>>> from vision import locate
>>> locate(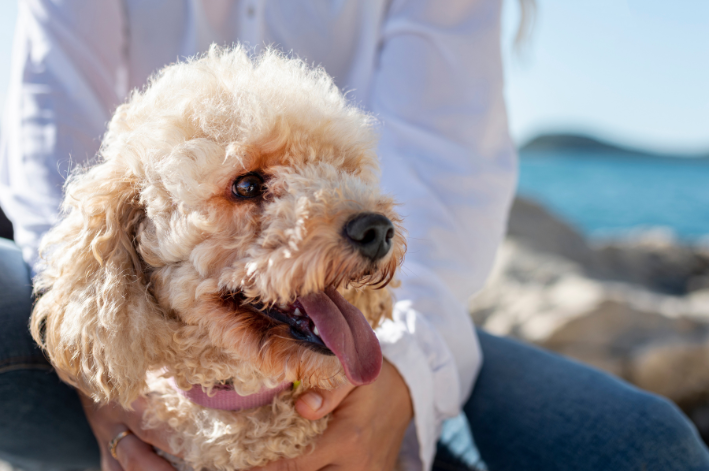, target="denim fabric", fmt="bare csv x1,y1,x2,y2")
2,238,708,471
0,239,99,471
435,330,709,471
